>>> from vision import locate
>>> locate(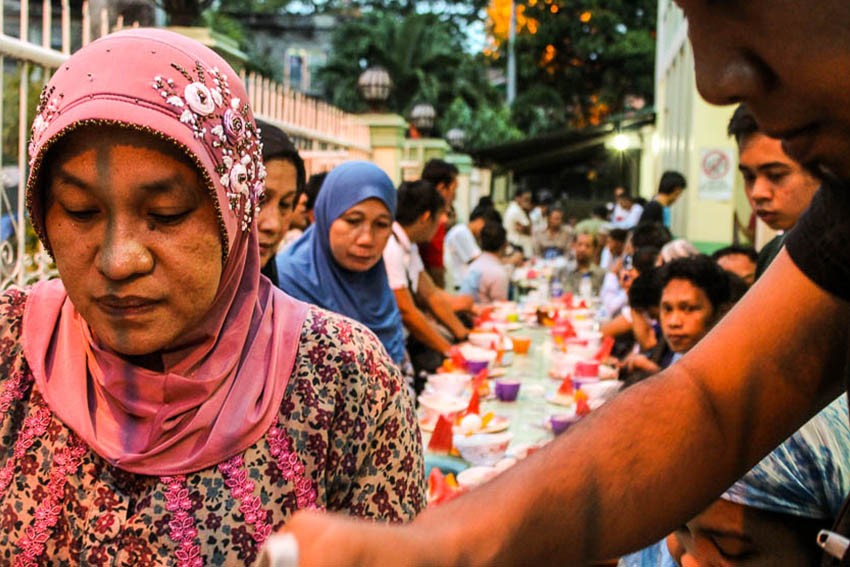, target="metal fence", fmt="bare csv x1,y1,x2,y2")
0,0,374,289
